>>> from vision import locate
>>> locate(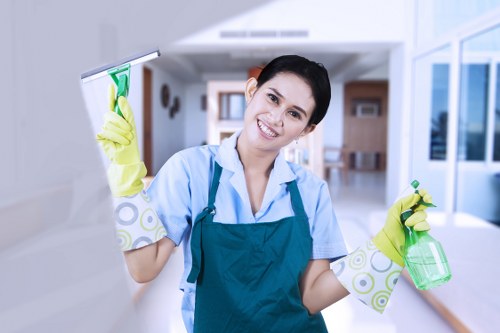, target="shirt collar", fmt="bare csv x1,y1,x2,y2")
216,131,297,184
